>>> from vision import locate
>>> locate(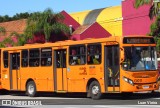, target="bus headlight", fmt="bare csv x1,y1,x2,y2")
128,79,134,85
123,77,128,82
123,76,134,86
